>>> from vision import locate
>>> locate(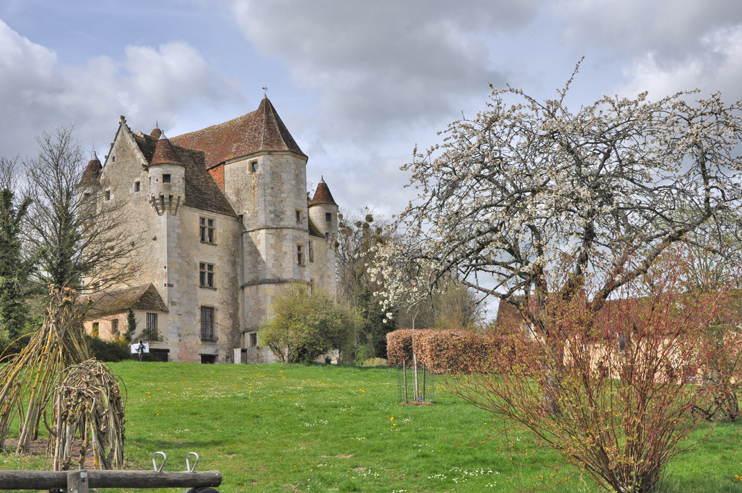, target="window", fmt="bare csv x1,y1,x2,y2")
150,349,169,362
200,306,215,340
201,354,216,364
295,210,302,224
249,161,258,173
111,319,119,335
296,244,304,265
162,174,171,183
308,241,314,262
92,322,99,338
104,190,111,201
326,212,332,223
199,262,215,288
248,332,258,347
146,313,158,340
134,181,141,192
200,218,215,243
